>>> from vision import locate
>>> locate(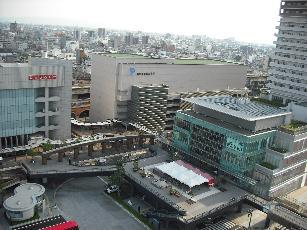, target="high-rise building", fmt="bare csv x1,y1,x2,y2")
73,30,81,41
124,33,133,46
267,0,307,104
0,58,72,149
142,35,149,45
98,28,106,38
59,35,66,50
10,21,18,33
87,30,95,38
